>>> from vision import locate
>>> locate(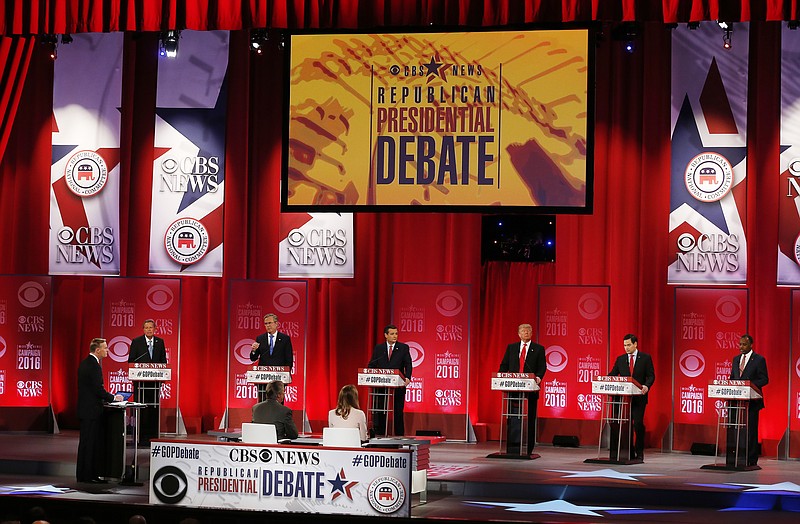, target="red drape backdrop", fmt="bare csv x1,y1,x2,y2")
0,2,790,454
